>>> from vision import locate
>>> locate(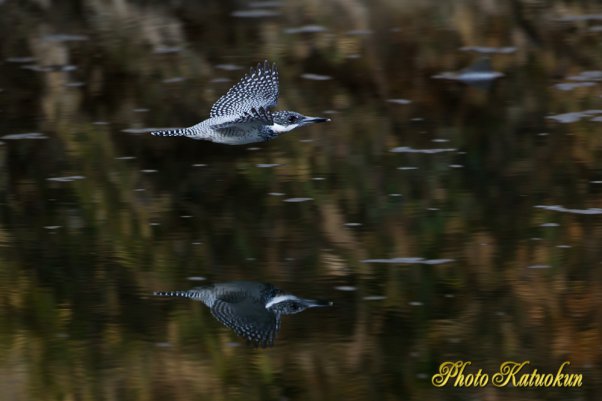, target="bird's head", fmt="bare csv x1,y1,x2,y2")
265,294,333,315
270,111,330,133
